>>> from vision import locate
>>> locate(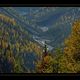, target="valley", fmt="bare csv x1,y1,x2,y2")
0,7,80,73
33,35,54,51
